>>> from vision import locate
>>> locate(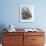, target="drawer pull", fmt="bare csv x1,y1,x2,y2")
9,38,14,40
9,38,12,40
32,39,36,40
